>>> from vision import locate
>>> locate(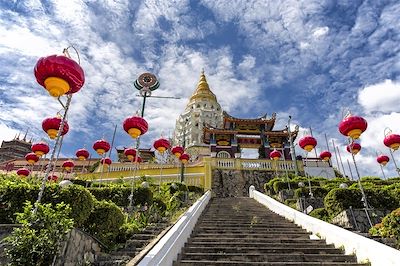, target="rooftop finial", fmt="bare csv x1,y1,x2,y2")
201,68,204,75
